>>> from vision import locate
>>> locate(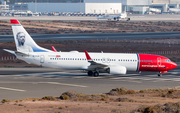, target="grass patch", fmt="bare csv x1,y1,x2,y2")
58,107,63,109
1,99,10,103
108,87,136,95
18,104,24,106
60,91,109,101
60,95,69,100
42,96,57,101
136,102,180,113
